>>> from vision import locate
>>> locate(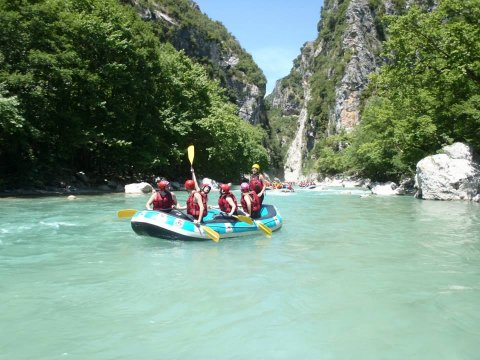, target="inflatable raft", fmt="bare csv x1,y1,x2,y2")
131,205,282,241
